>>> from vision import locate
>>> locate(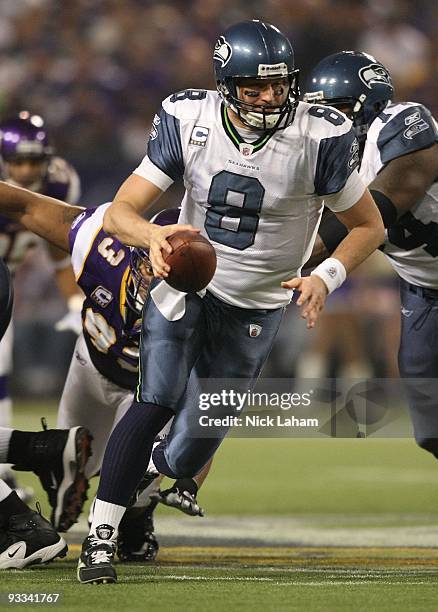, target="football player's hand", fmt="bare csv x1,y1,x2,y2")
148,223,200,279
281,275,328,329
150,486,205,517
